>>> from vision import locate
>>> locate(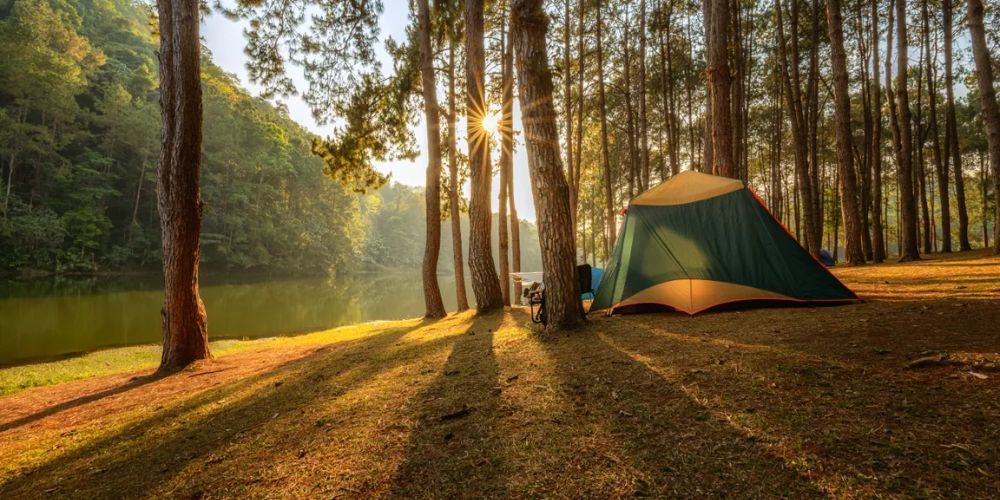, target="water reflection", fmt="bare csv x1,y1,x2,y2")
0,273,471,366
